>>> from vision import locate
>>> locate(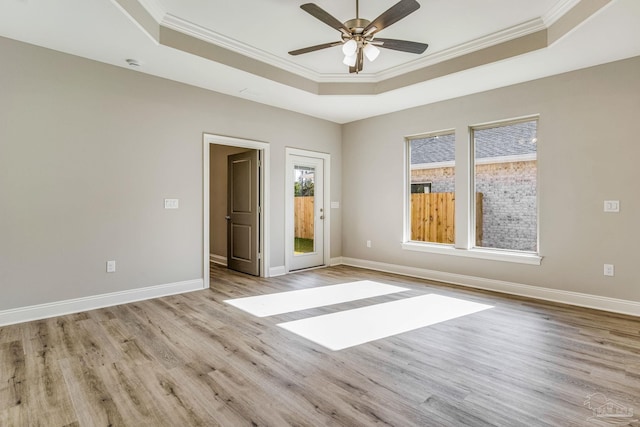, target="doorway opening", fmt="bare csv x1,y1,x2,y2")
203,134,270,288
